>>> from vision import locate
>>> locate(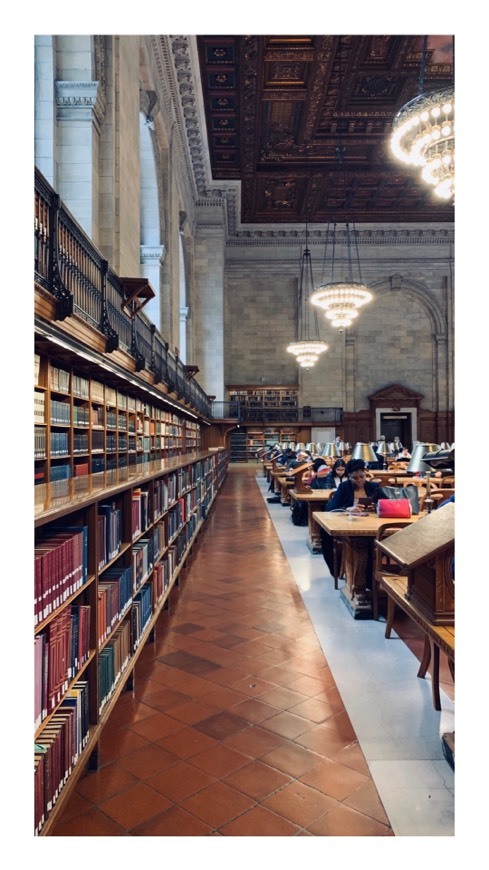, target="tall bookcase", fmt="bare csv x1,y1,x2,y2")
34,348,228,836
229,428,247,462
